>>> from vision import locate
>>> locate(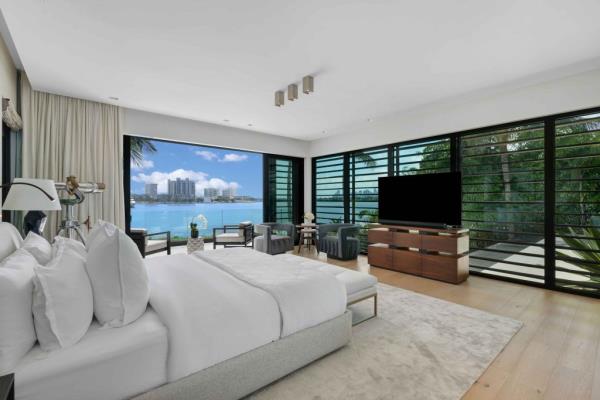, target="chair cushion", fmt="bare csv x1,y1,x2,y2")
216,233,244,243
146,240,167,253
271,235,290,241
